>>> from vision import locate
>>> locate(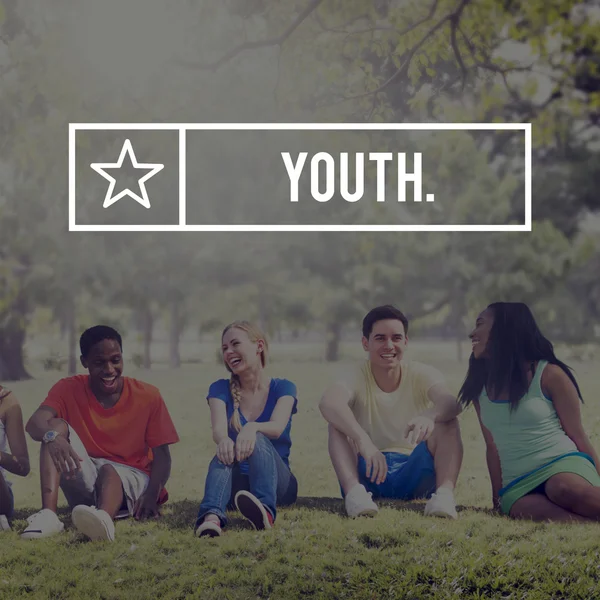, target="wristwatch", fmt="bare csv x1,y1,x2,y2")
42,430,60,443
